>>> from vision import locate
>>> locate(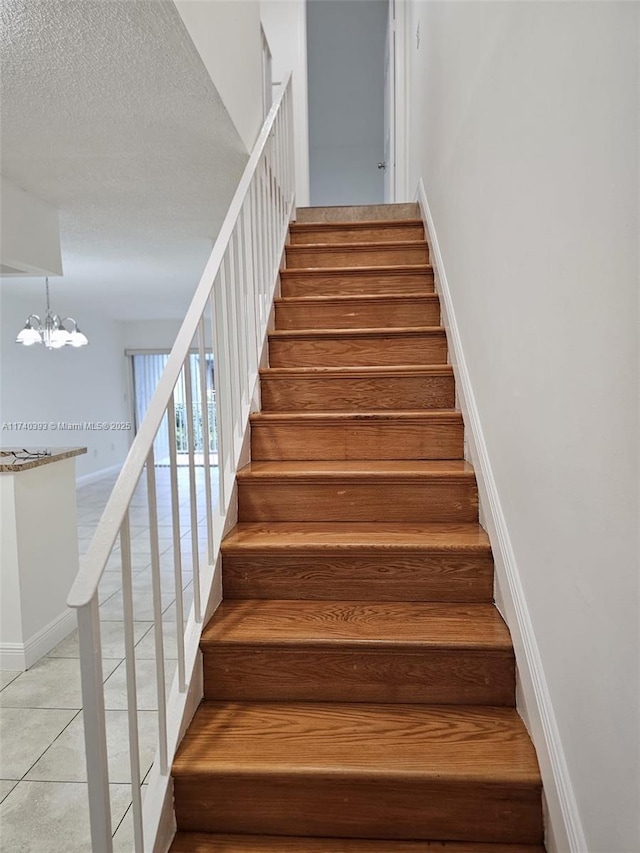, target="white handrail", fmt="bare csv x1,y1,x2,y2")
68,71,292,609
68,72,295,853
